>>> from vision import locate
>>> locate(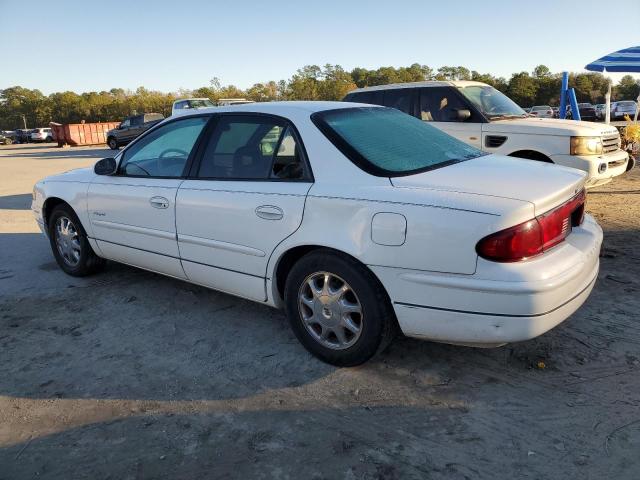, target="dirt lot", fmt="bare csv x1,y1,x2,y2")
0,143,639,479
